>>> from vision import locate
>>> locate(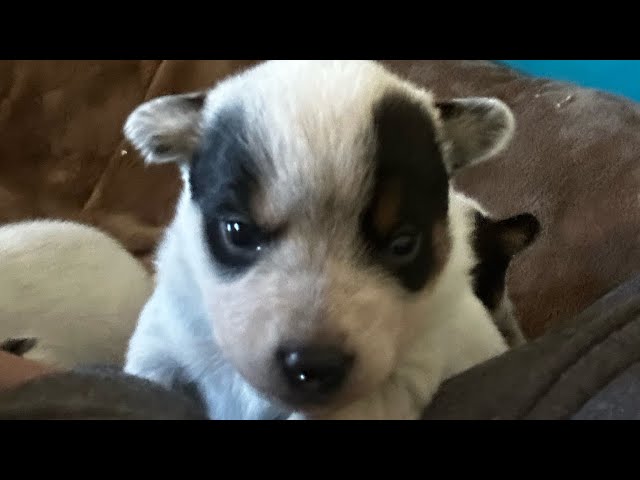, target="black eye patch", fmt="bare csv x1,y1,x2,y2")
189,106,271,277
361,93,450,292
